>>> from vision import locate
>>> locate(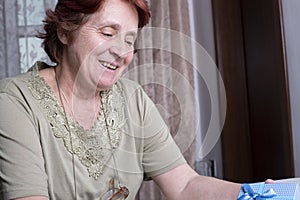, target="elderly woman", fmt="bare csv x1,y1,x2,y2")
0,0,241,199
